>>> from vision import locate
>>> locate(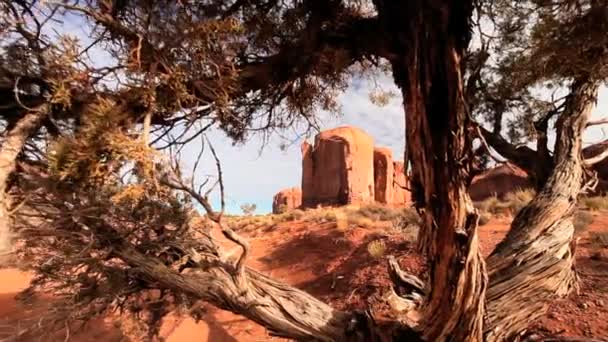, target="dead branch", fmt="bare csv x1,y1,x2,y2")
474,125,507,164
387,255,427,296
584,145,608,166
585,117,608,127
